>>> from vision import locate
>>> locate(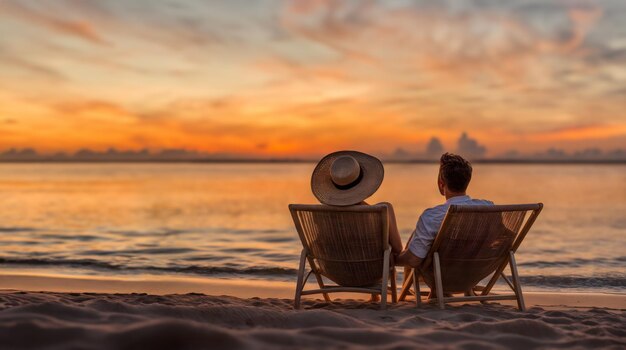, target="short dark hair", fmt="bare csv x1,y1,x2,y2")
439,153,472,192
